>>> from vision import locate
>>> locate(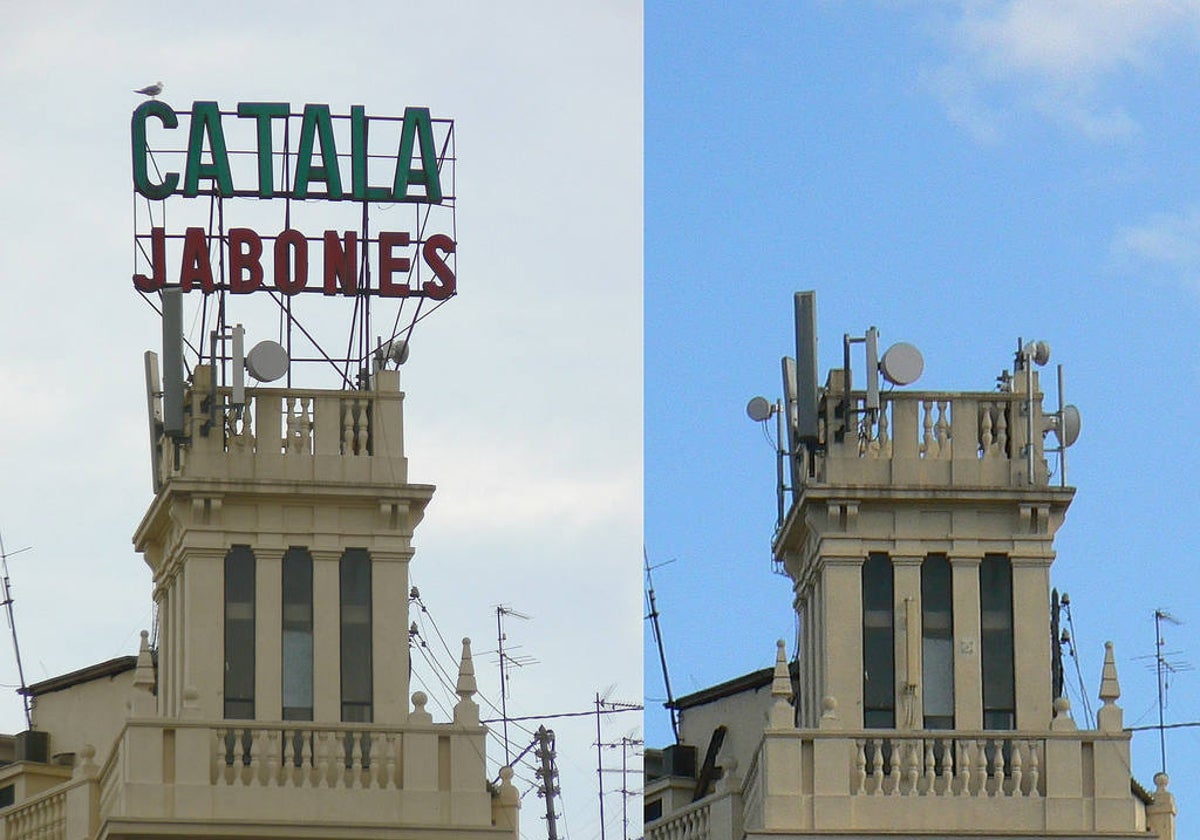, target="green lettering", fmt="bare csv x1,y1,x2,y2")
393,107,443,203
183,102,234,197
237,102,289,198
131,101,179,200
294,104,343,199
350,106,390,202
